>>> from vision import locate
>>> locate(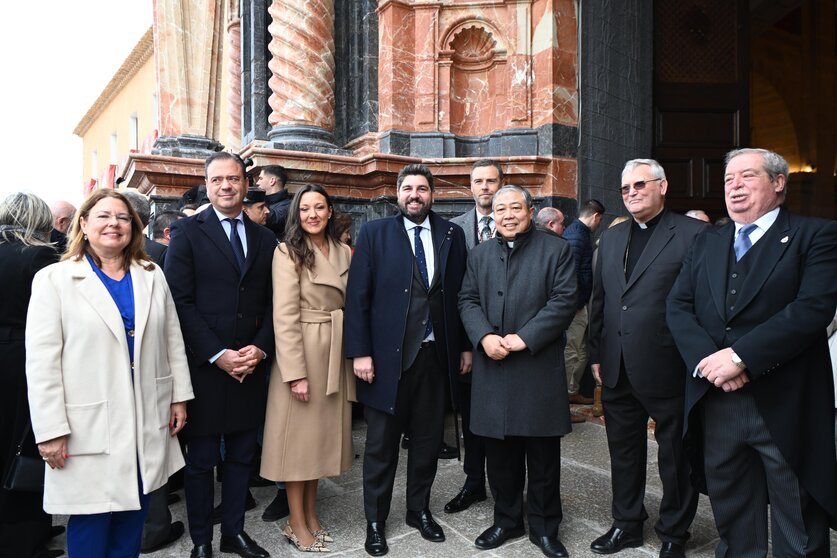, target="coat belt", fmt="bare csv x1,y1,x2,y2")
299,307,345,396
